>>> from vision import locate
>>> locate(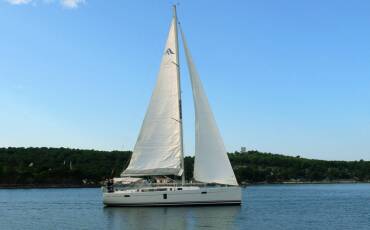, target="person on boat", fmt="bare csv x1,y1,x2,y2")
107,178,114,193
